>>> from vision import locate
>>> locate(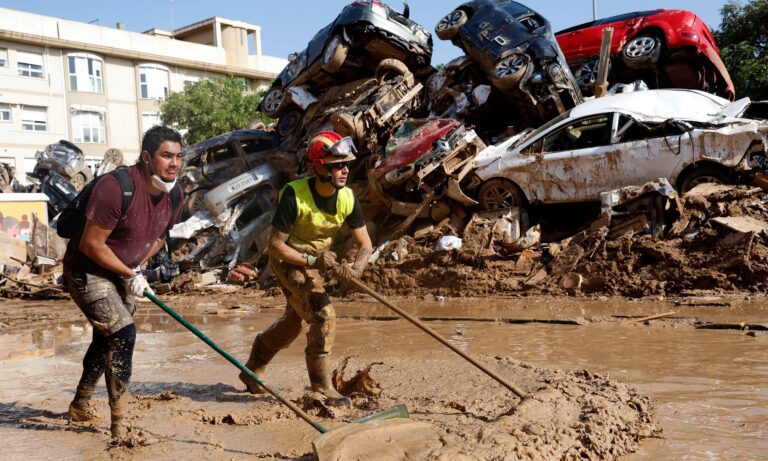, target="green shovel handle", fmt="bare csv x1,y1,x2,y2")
143,290,328,433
